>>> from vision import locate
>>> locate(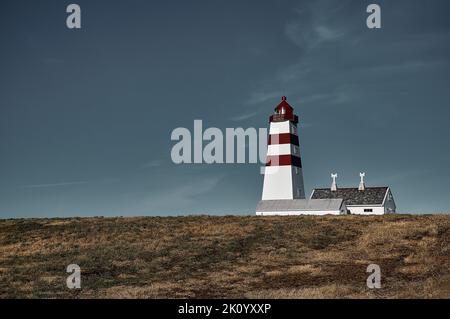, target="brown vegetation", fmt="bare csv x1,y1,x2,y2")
0,214,449,298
